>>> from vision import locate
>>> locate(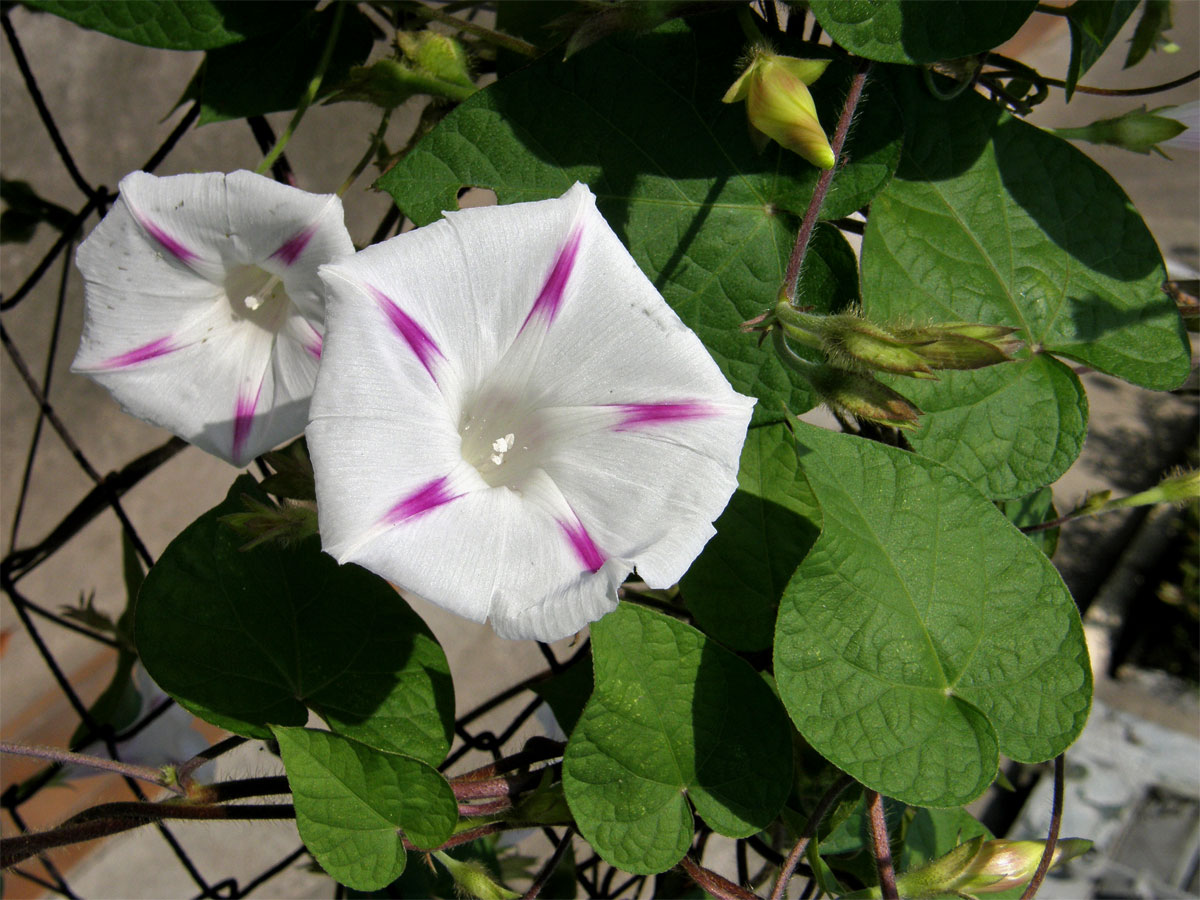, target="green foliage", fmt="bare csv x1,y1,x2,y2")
809,0,1037,64
1000,487,1061,557
564,603,793,873
273,727,457,891
379,13,902,425
774,422,1091,806
681,422,821,650
24,0,307,50
1125,0,1175,68
189,4,375,124
1064,0,1140,99
137,476,454,765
